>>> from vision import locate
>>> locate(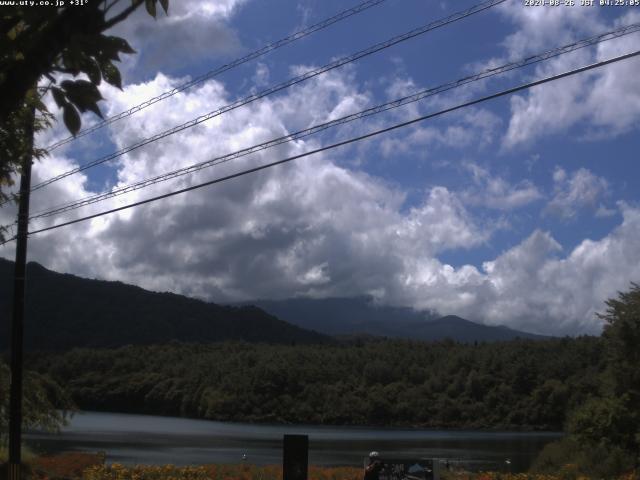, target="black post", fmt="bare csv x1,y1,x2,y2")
283,434,308,480
8,109,34,480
